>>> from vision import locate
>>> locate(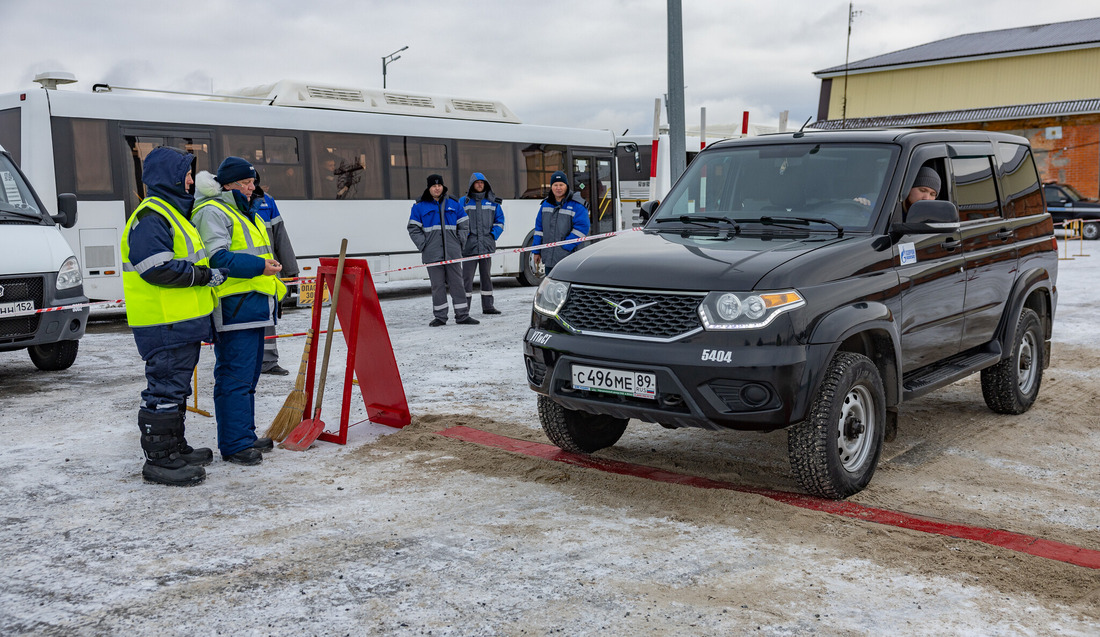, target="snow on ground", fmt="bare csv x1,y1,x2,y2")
0,255,1098,635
